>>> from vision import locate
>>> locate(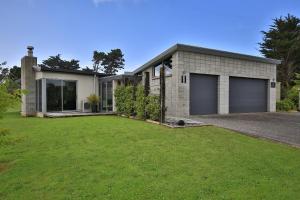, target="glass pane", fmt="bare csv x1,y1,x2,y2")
101,81,113,112
38,79,42,112
106,82,113,111
101,82,106,110
63,81,76,110
46,80,62,112
153,63,172,77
